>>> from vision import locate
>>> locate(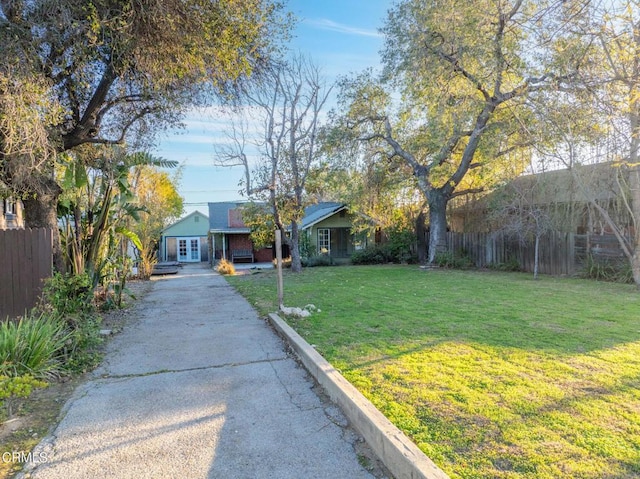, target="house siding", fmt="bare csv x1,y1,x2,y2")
308,211,359,258
449,164,633,236
254,247,273,262
212,233,272,263
161,211,210,262
165,236,209,262
314,210,353,229
229,234,253,252
163,212,209,237
0,198,25,230
166,237,177,261
208,202,274,263
208,201,369,263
